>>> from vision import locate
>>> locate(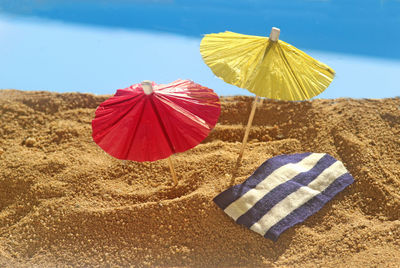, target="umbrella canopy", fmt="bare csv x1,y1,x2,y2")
92,79,220,162
200,30,335,100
